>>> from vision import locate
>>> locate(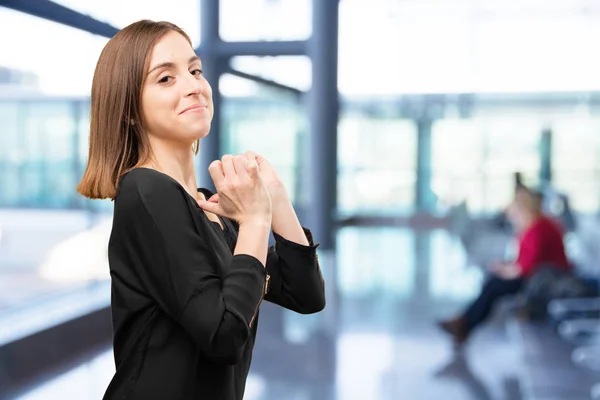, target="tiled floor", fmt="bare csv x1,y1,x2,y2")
7,227,538,399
